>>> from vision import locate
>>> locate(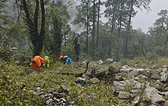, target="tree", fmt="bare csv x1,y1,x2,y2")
19,0,45,56
43,0,70,59
96,0,101,48
92,0,96,57
74,36,80,61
